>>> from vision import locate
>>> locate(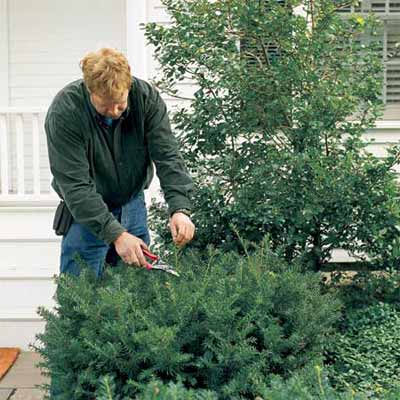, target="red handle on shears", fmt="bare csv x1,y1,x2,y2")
142,247,159,270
